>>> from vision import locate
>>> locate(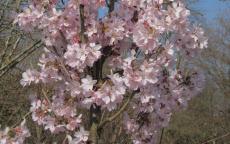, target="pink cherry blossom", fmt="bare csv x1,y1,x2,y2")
0,120,30,144
20,69,40,86
12,0,208,143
